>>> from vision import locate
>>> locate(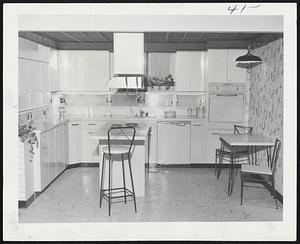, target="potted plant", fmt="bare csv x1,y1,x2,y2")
18,119,39,162
144,77,153,92
165,74,175,91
